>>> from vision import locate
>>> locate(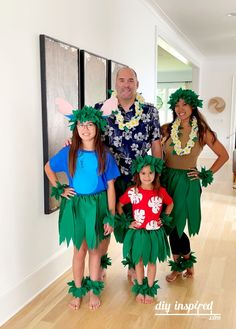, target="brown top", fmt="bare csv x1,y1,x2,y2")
163,126,203,169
